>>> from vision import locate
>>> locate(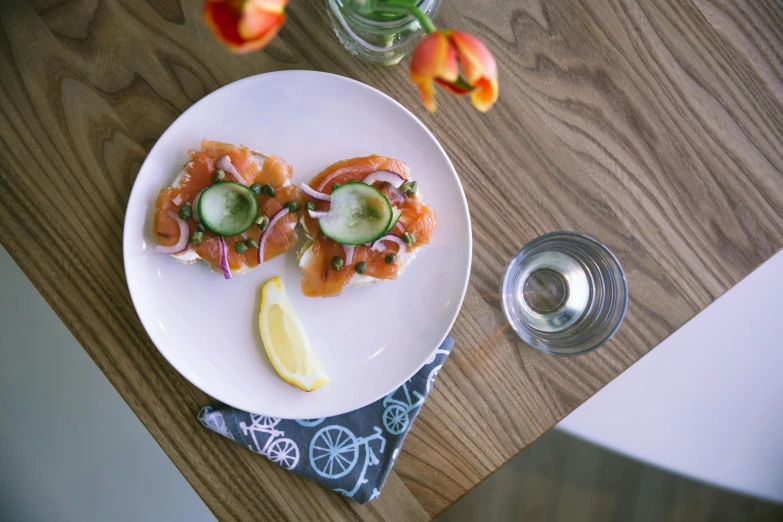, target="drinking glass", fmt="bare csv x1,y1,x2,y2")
501,232,628,356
